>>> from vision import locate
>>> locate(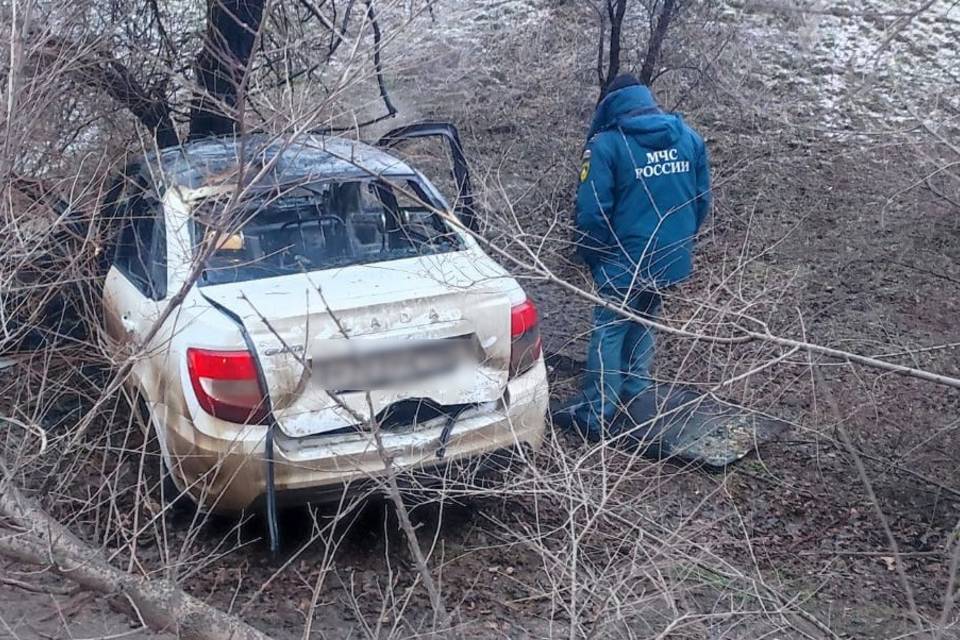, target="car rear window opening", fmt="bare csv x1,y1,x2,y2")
193,178,463,285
